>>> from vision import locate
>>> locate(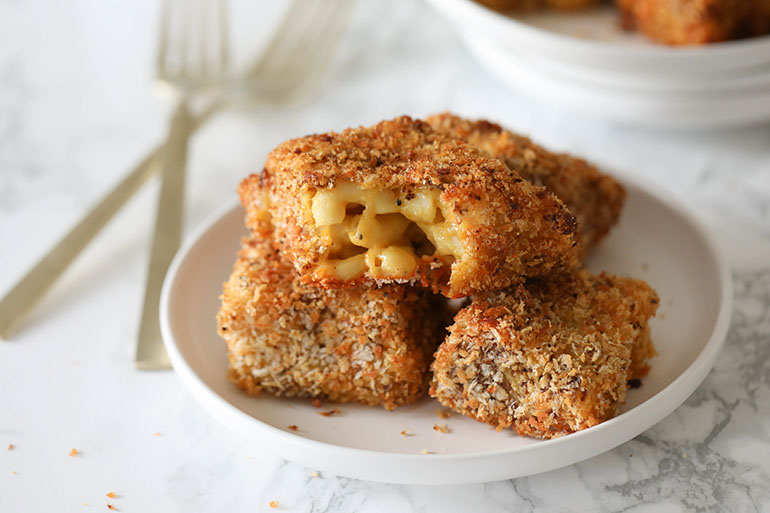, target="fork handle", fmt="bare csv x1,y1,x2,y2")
0,148,162,339
135,99,193,369
0,101,222,340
